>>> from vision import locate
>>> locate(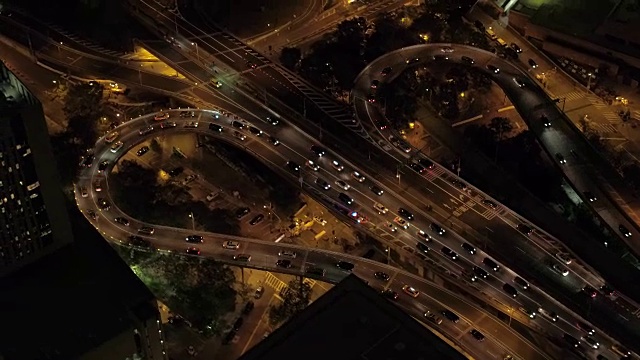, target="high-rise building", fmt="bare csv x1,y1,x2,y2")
0,60,74,276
